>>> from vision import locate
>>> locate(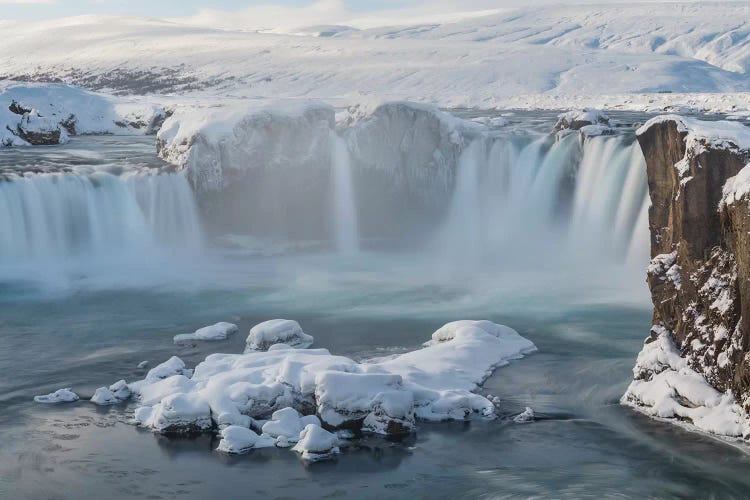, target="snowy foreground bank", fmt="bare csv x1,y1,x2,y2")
37,320,536,462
